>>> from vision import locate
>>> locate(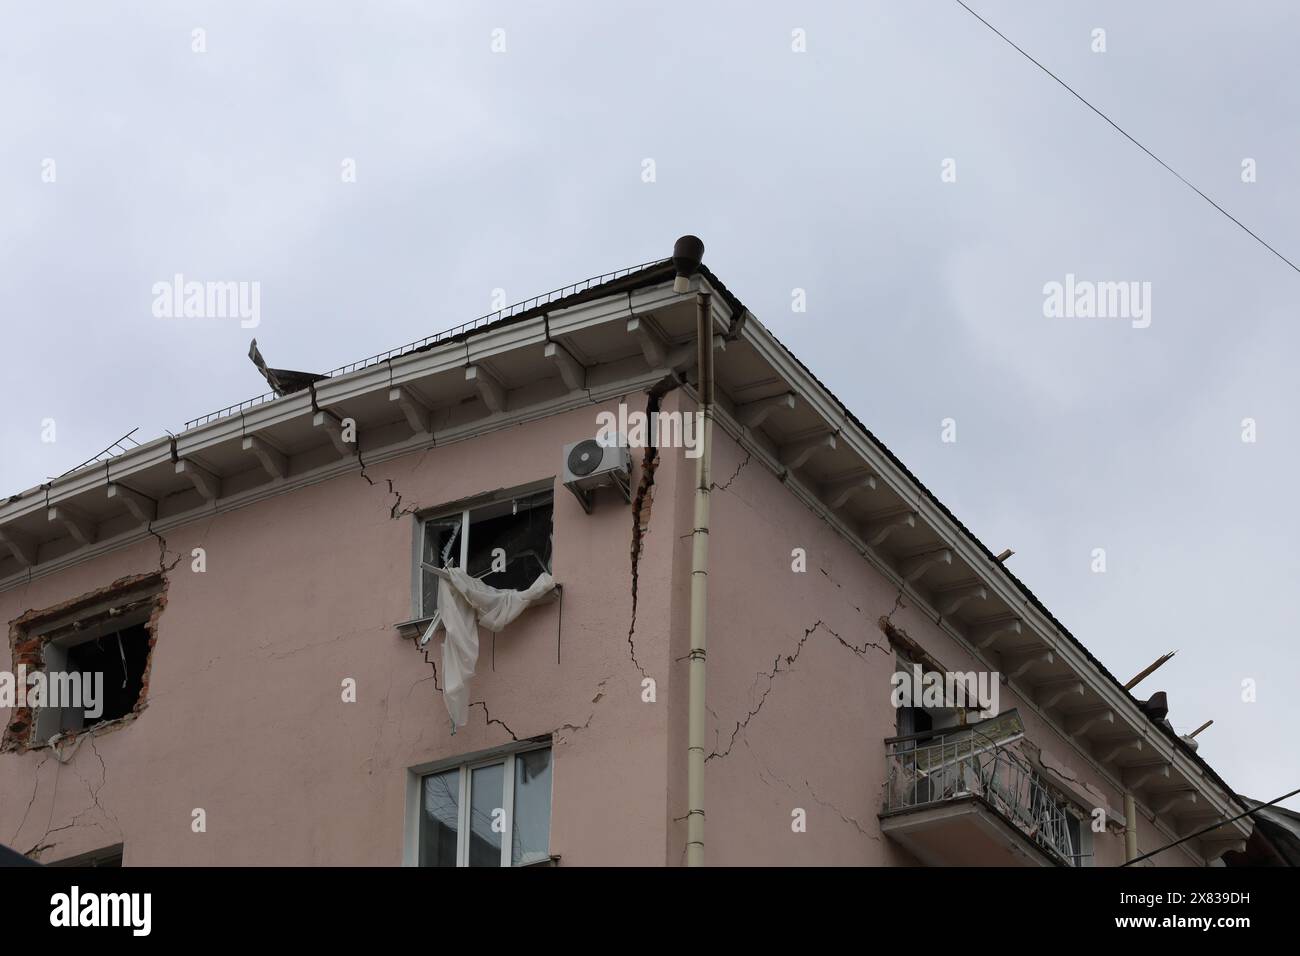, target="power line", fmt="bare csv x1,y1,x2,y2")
953,0,1300,276
1121,786,1300,866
